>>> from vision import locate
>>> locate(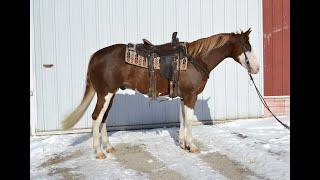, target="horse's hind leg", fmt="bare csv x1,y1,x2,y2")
92,93,114,159
101,122,114,153
101,95,115,153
